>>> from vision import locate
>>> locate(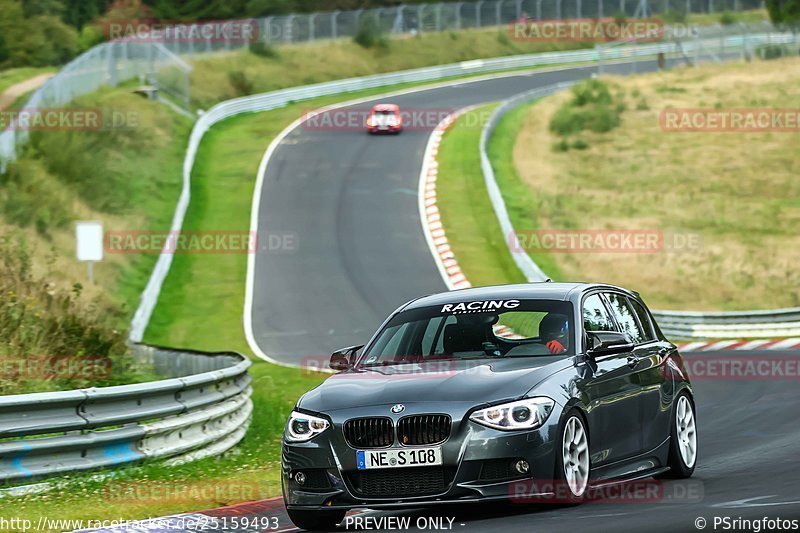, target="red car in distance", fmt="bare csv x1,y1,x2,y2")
366,103,403,134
